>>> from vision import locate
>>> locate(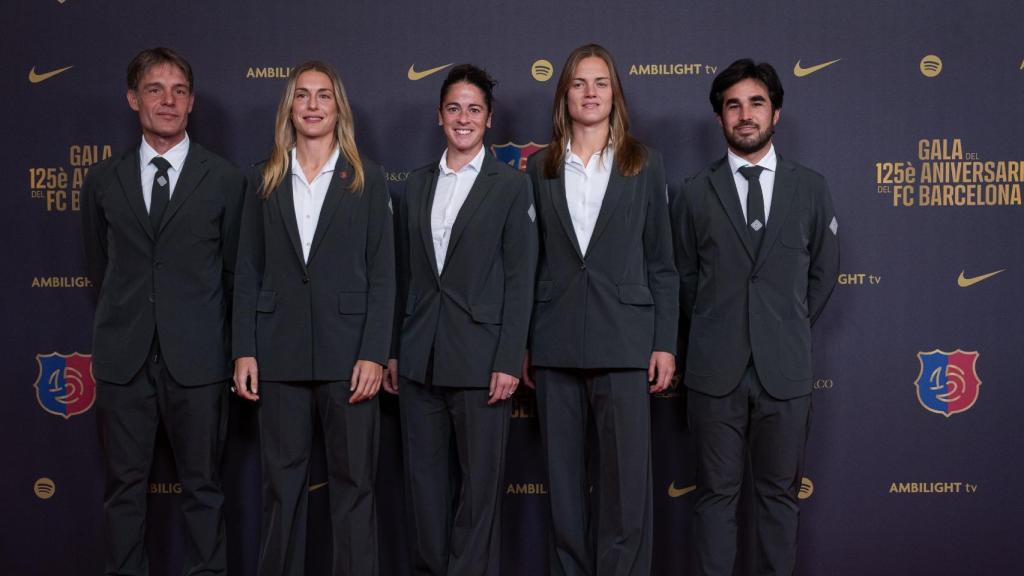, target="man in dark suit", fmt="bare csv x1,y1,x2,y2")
672,59,840,575
81,47,245,576
384,64,537,575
